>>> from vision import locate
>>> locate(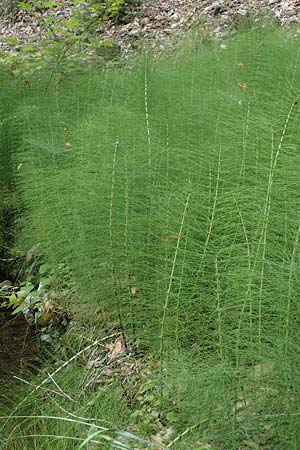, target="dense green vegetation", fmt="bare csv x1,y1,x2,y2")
0,76,17,277
1,24,300,449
